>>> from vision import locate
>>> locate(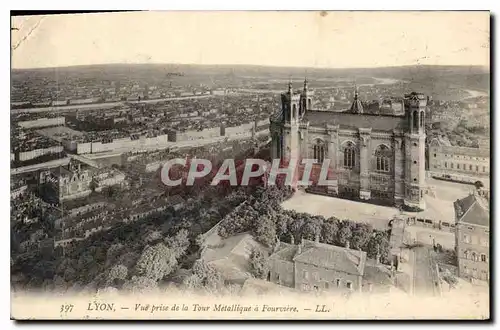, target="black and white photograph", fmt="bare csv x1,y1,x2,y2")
9,10,490,320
